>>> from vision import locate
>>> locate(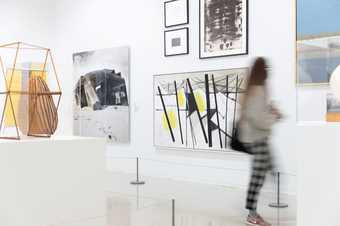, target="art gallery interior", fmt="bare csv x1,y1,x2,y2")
0,0,339,226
